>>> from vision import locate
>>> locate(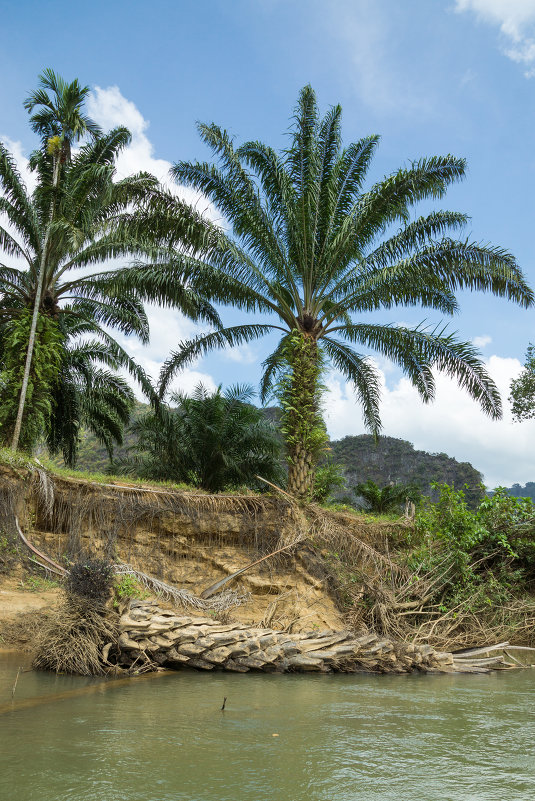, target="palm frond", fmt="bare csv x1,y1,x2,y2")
159,324,284,398
322,337,382,434
340,321,502,417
